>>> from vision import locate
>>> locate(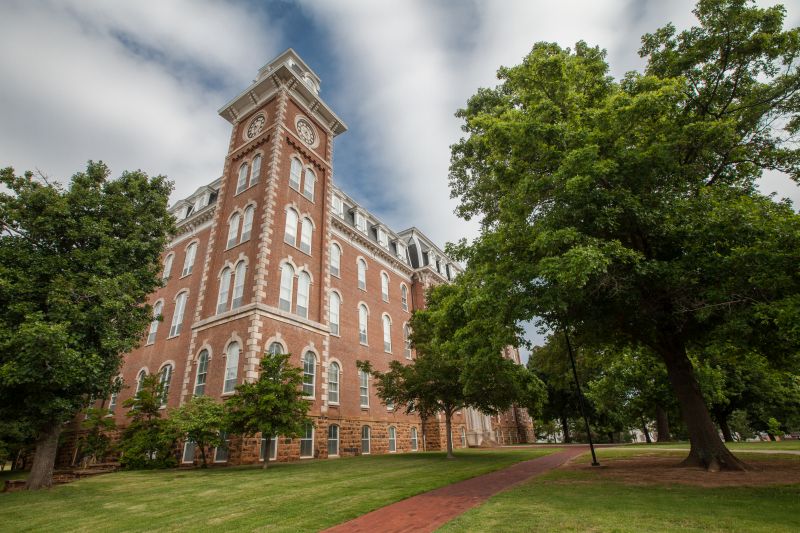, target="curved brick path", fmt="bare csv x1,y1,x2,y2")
322,447,586,533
